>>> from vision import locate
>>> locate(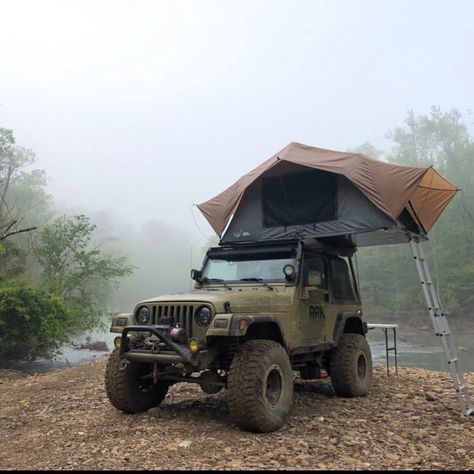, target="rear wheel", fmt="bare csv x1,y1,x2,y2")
329,333,372,397
105,350,169,413
226,339,294,433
